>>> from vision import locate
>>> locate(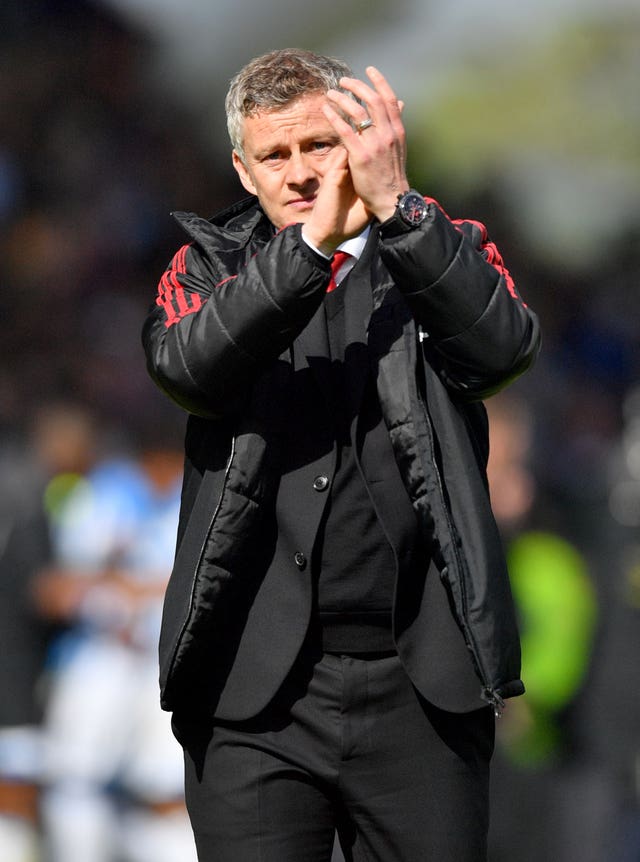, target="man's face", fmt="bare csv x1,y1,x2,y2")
232,92,344,230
